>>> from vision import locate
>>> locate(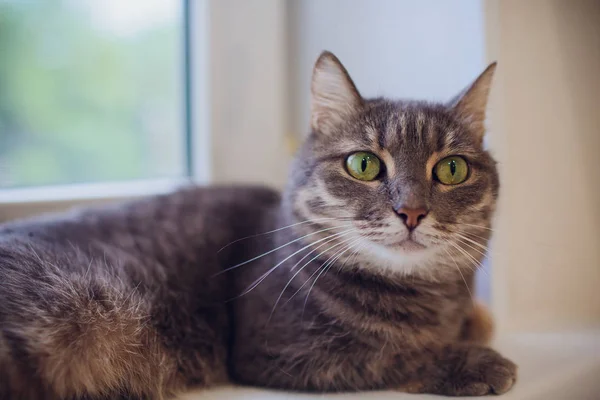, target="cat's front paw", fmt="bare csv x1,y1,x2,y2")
432,345,517,396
